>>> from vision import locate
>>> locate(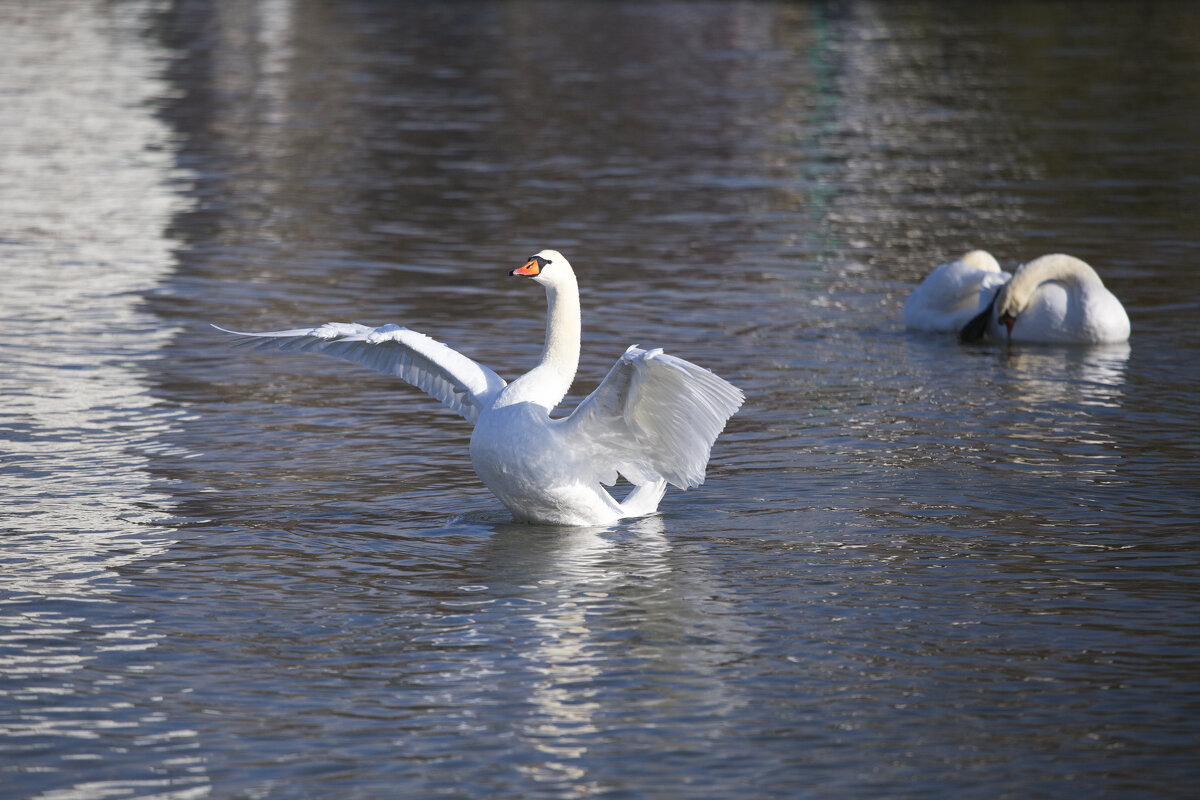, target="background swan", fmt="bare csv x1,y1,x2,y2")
216,249,744,526
903,250,1012,334
906,251,1130,344
958,253,1130,344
